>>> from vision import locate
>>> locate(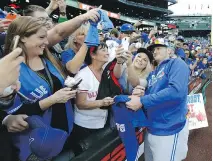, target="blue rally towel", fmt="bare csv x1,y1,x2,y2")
84,21,100,47
26,116,68,160
85,10,114,47
112,95,150,161
84,10,102,47
100,10,114,31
